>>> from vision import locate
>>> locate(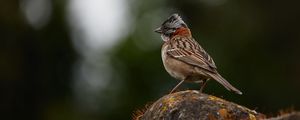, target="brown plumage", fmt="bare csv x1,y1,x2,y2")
155,14,242,95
